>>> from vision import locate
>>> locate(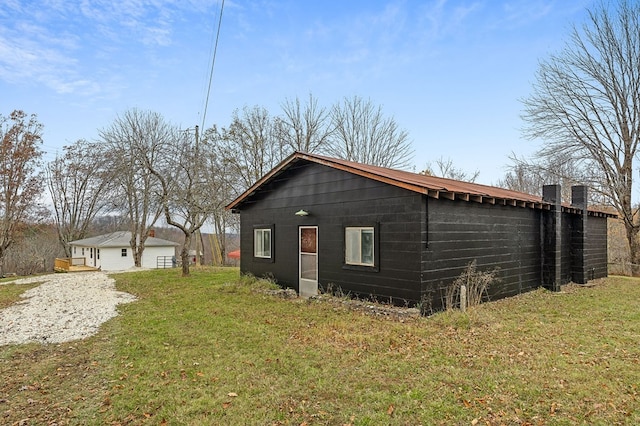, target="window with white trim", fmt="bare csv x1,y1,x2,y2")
345,227,375,266
254,228,272,258
121,248,127,257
